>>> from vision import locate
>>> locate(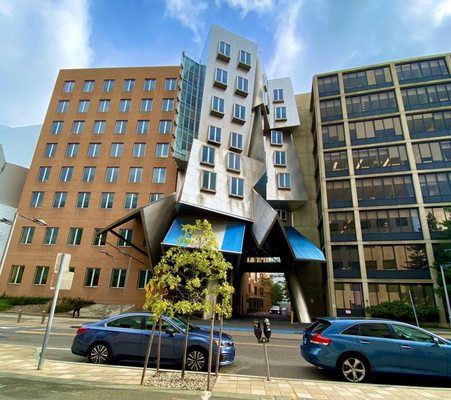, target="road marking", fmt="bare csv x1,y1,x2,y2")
16,330,74,337
235,342,298,349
